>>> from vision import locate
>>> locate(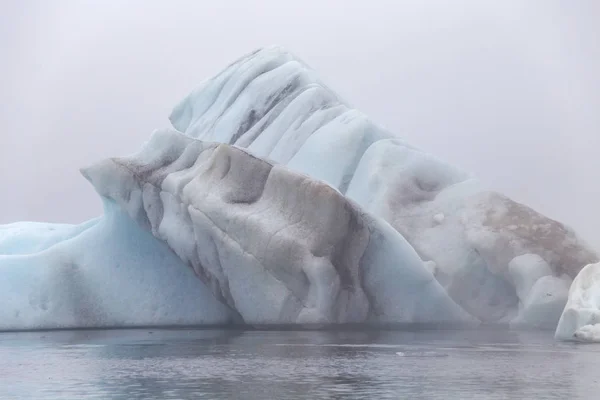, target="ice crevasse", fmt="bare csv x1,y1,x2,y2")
0,46,597,337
